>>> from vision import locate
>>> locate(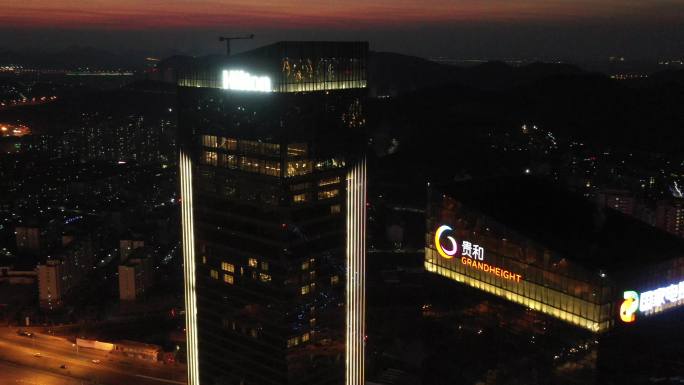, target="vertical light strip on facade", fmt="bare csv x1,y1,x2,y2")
180,150,200,385
346,157,366,385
